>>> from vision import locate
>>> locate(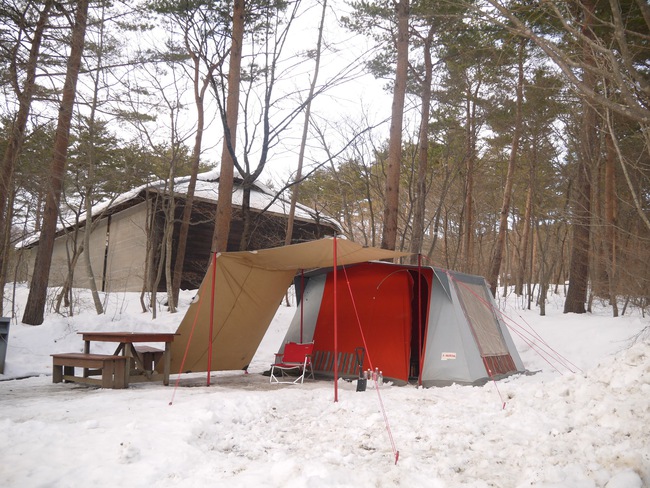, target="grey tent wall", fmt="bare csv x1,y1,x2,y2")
421,269,525,386
447,268,525,372
279,273,327,349
420,270,488,387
